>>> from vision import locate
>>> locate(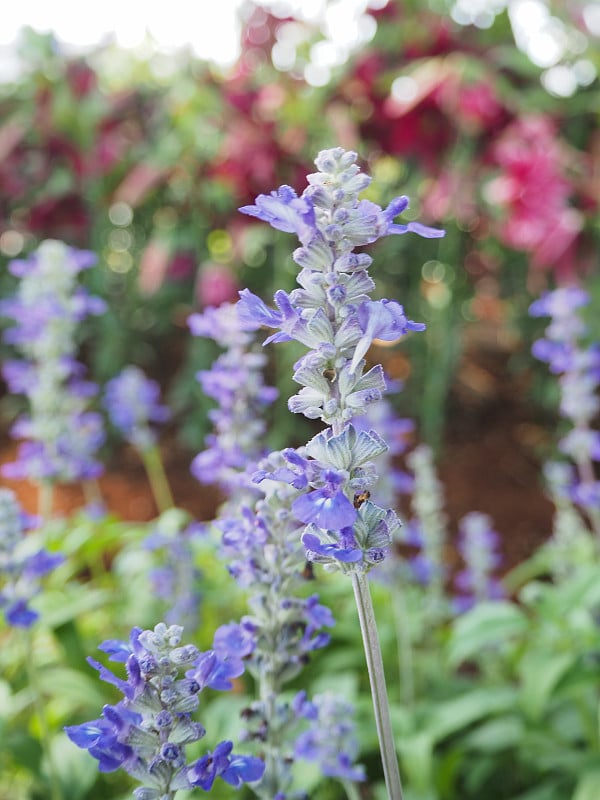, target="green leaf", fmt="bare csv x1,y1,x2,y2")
51,734,99,800
35,587,111,628
461,715,524,752
36,667,107,711
511,780,570,800
397,731,434,793
519,651,576,721
447,602,528,666
573,768,600,800
425,687,517,743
